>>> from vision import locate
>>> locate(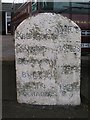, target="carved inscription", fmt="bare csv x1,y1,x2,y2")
16,25,80,40
17,81,57,97
16,44,80,56
15,13,81,105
